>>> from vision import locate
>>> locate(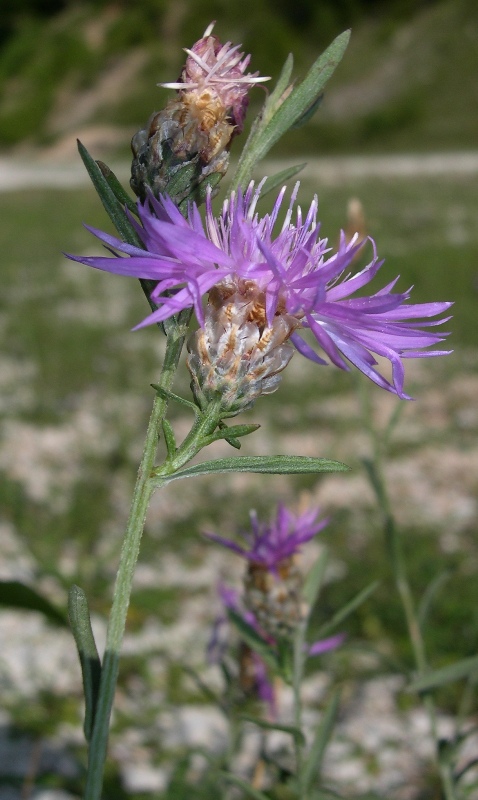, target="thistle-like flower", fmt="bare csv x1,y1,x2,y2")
206,505,329,638
130,23,268,202
70,181,452,399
